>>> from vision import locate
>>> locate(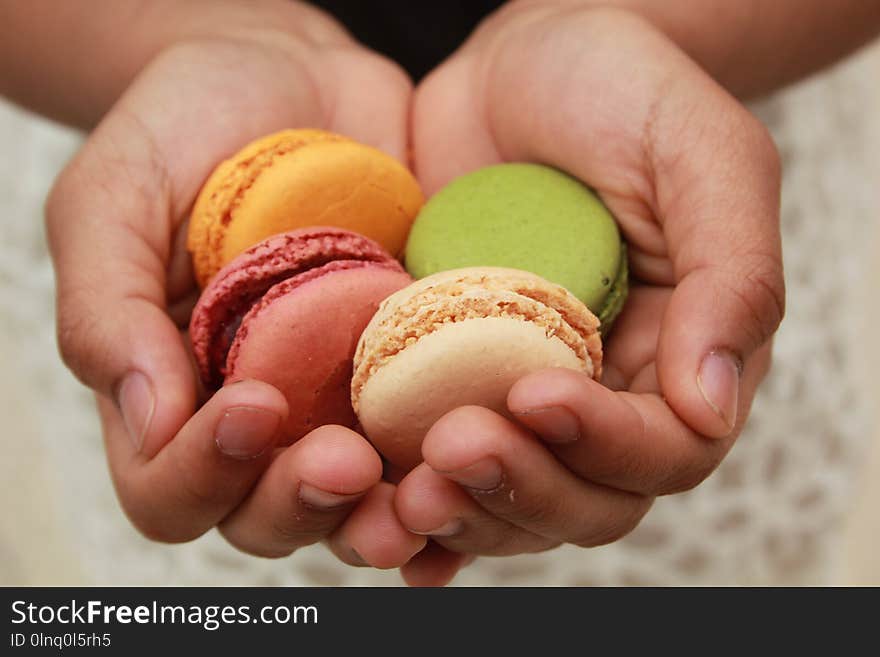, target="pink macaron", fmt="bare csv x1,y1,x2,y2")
190,227,412,443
